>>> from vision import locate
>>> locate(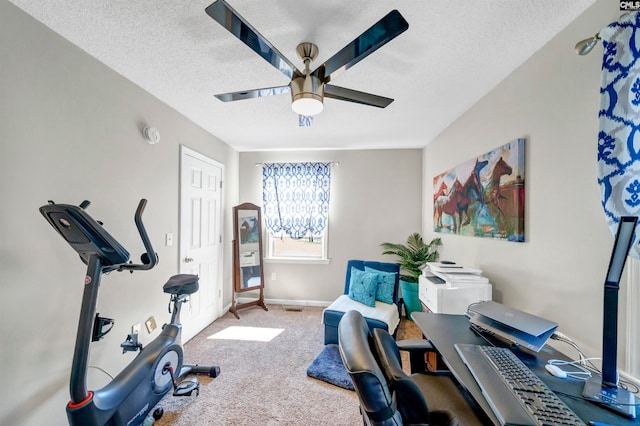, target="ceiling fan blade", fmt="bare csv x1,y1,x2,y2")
215,85,291,102
205,0,298,79
324,85,393,108
313,10,409,82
